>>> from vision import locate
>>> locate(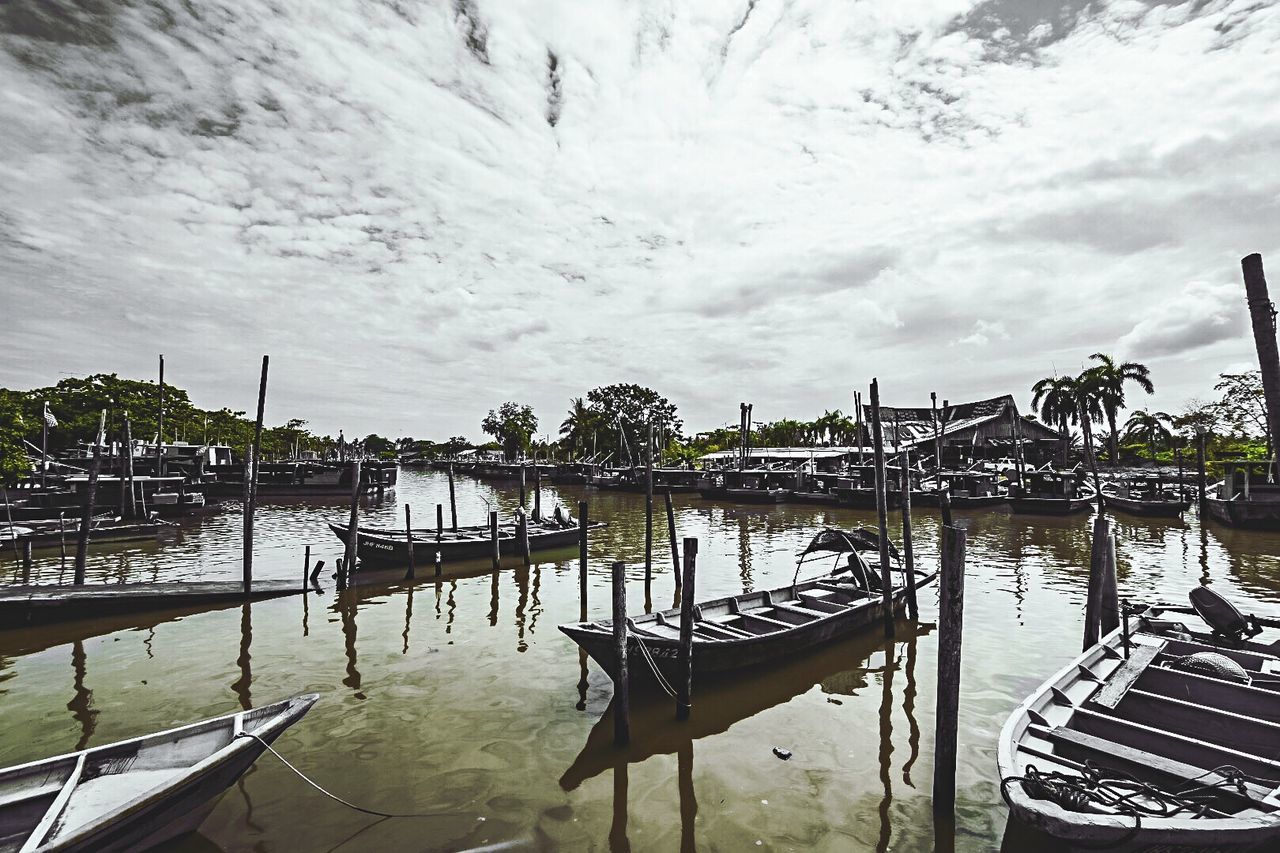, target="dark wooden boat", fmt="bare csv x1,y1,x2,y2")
329,513,604,566
1008,469,1095,515
999,588,1280,852
1103,475,1190,518
915,470,1008,509
723,487,791,504
1203,462,1280,530
559,528,934,688
790,490,840,505
1,518,176,549
0,694,317,852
